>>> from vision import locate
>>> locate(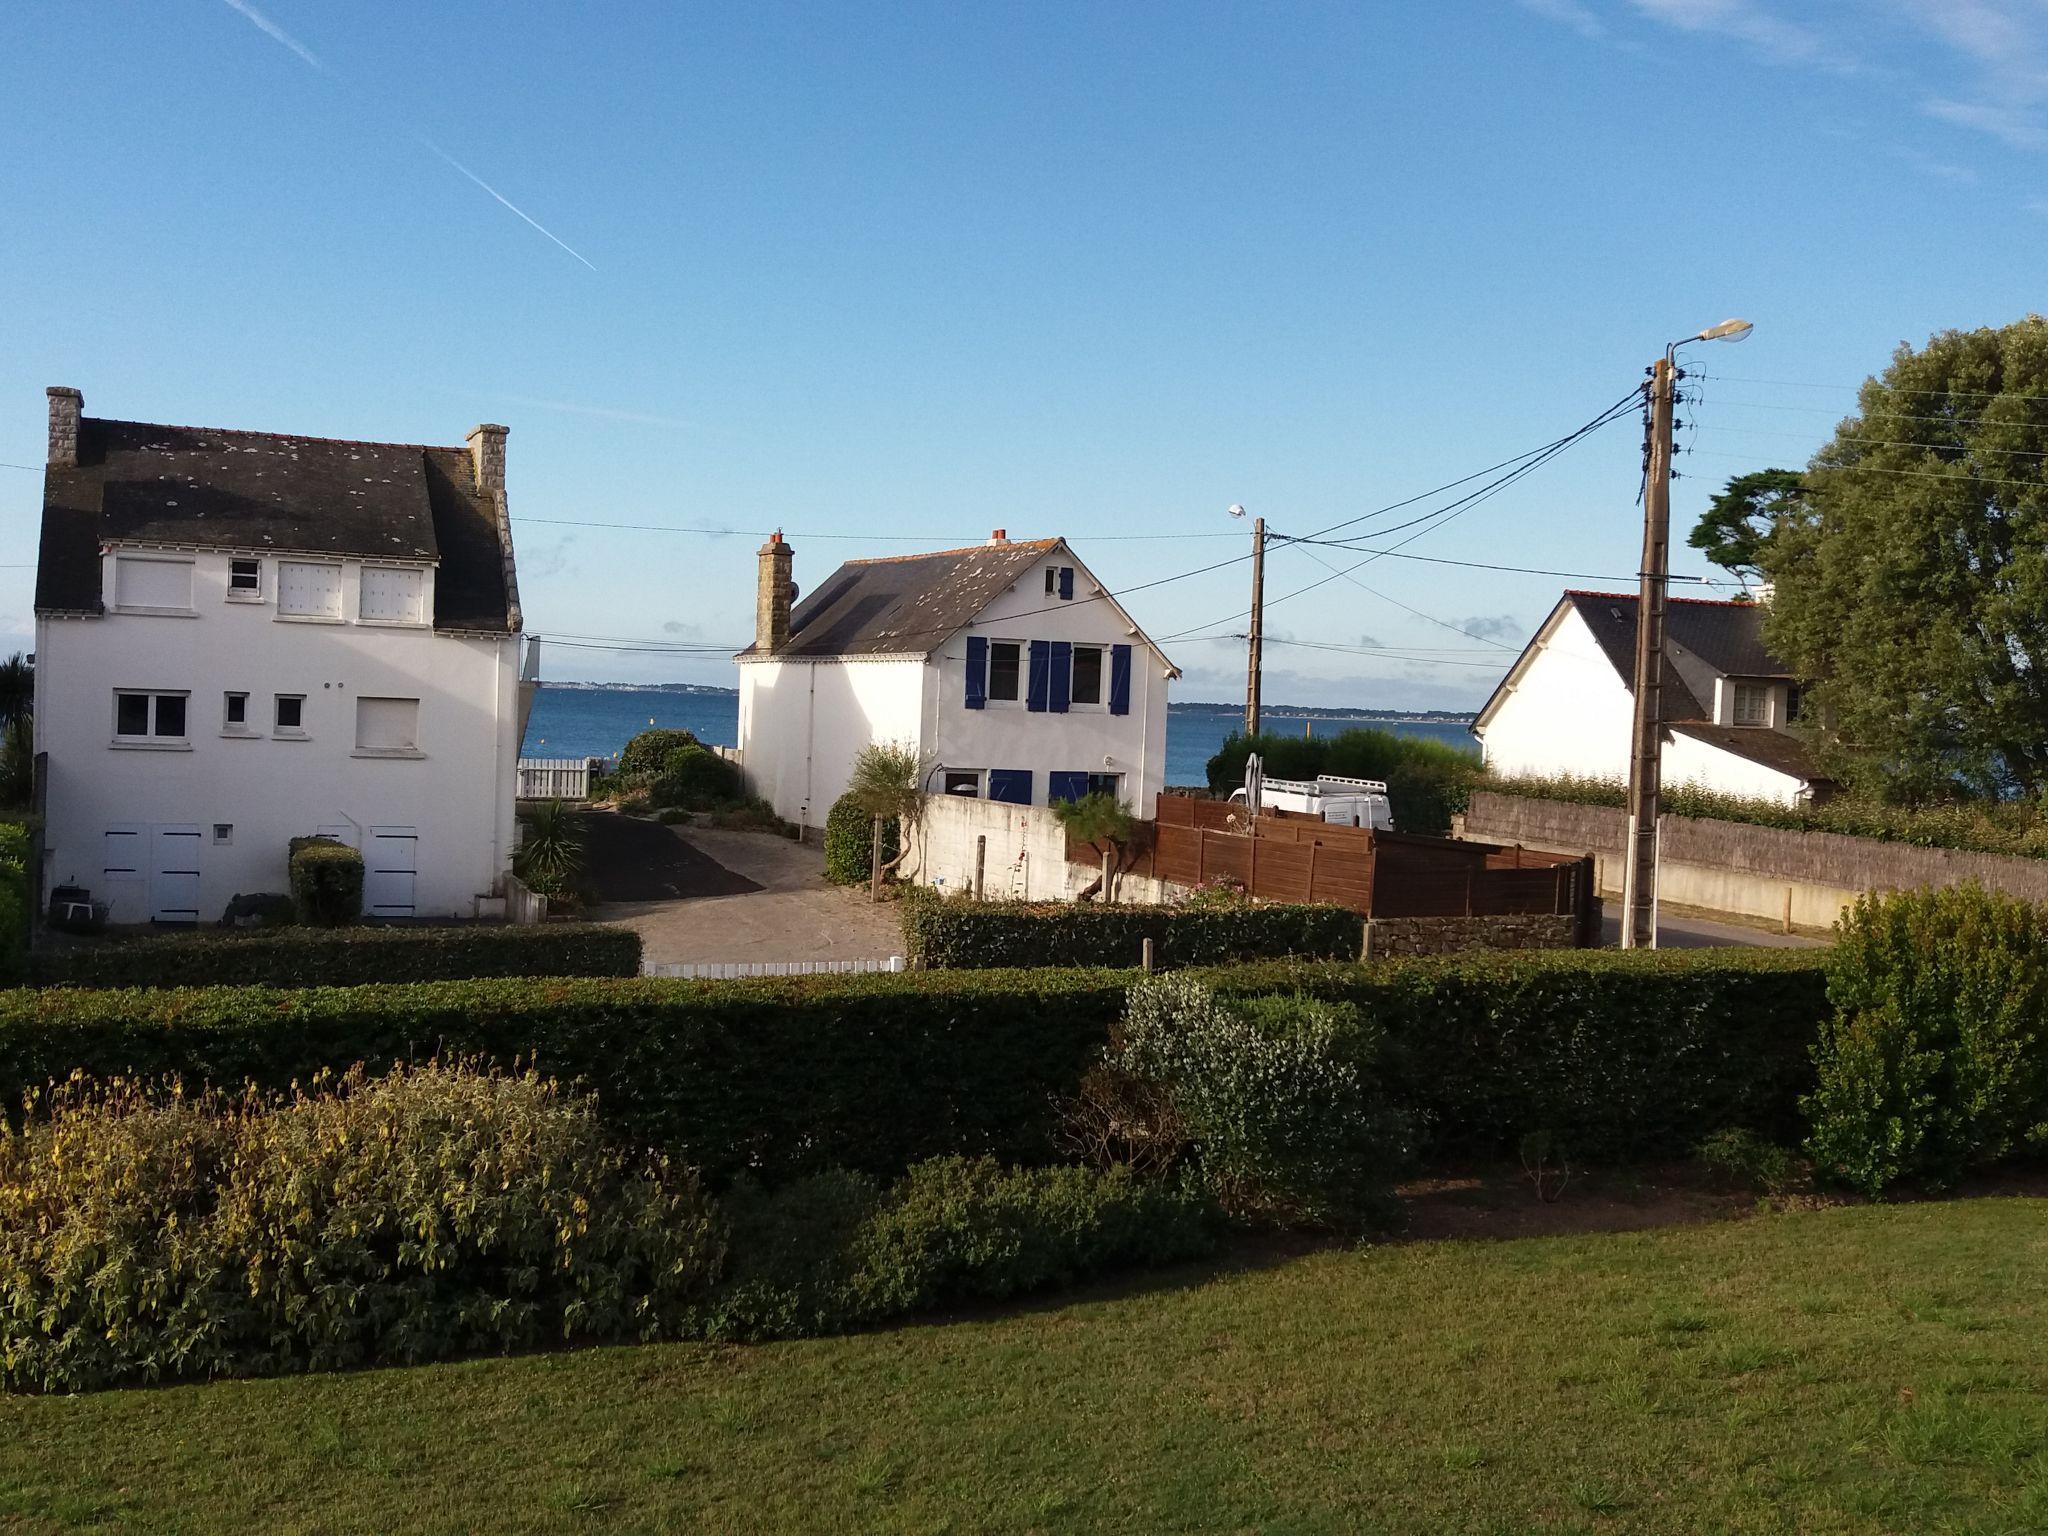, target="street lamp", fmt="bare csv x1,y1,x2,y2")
1620,318,1757,951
